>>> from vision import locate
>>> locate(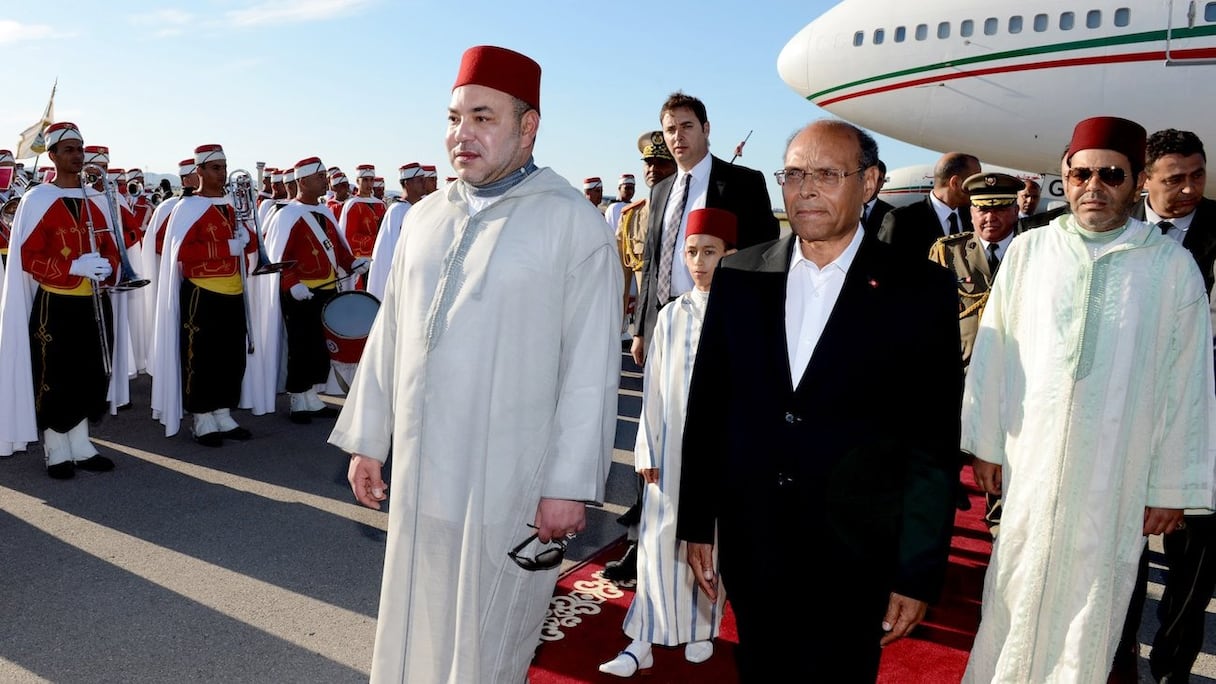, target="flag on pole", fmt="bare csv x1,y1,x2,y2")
729,130,753,164
16,79,57,159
